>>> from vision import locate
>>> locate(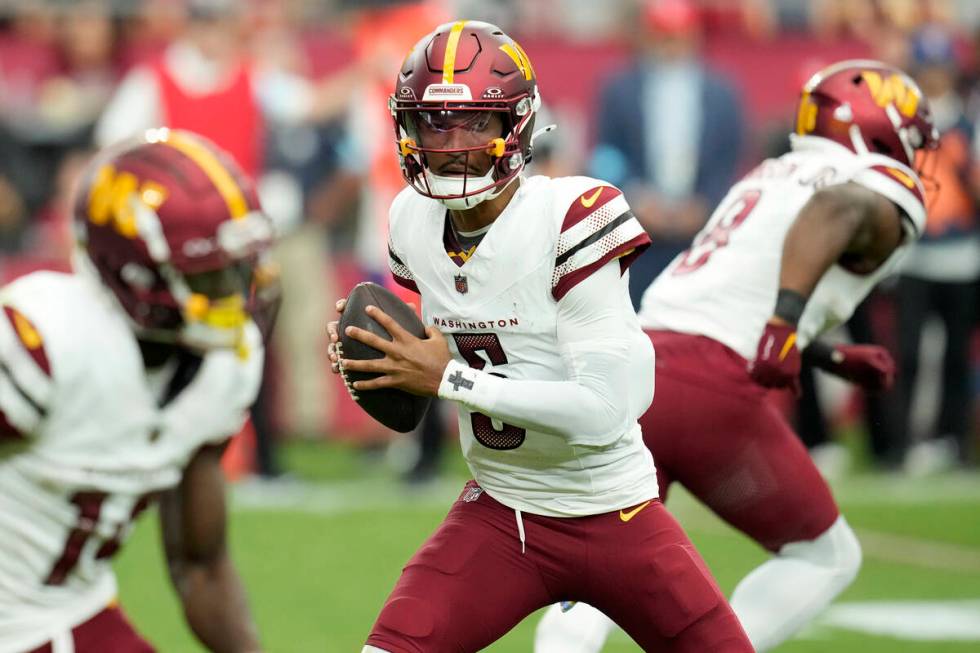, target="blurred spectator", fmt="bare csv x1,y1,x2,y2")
897,25,980,472
590,0,746,306
333,1,450,452
93,0,368,474
95,0,361,170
